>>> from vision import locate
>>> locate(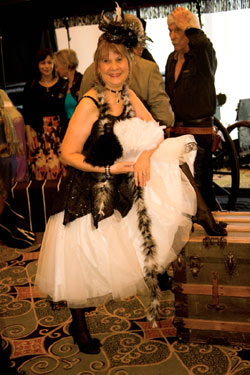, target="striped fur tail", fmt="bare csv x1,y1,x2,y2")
131,177,161,325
